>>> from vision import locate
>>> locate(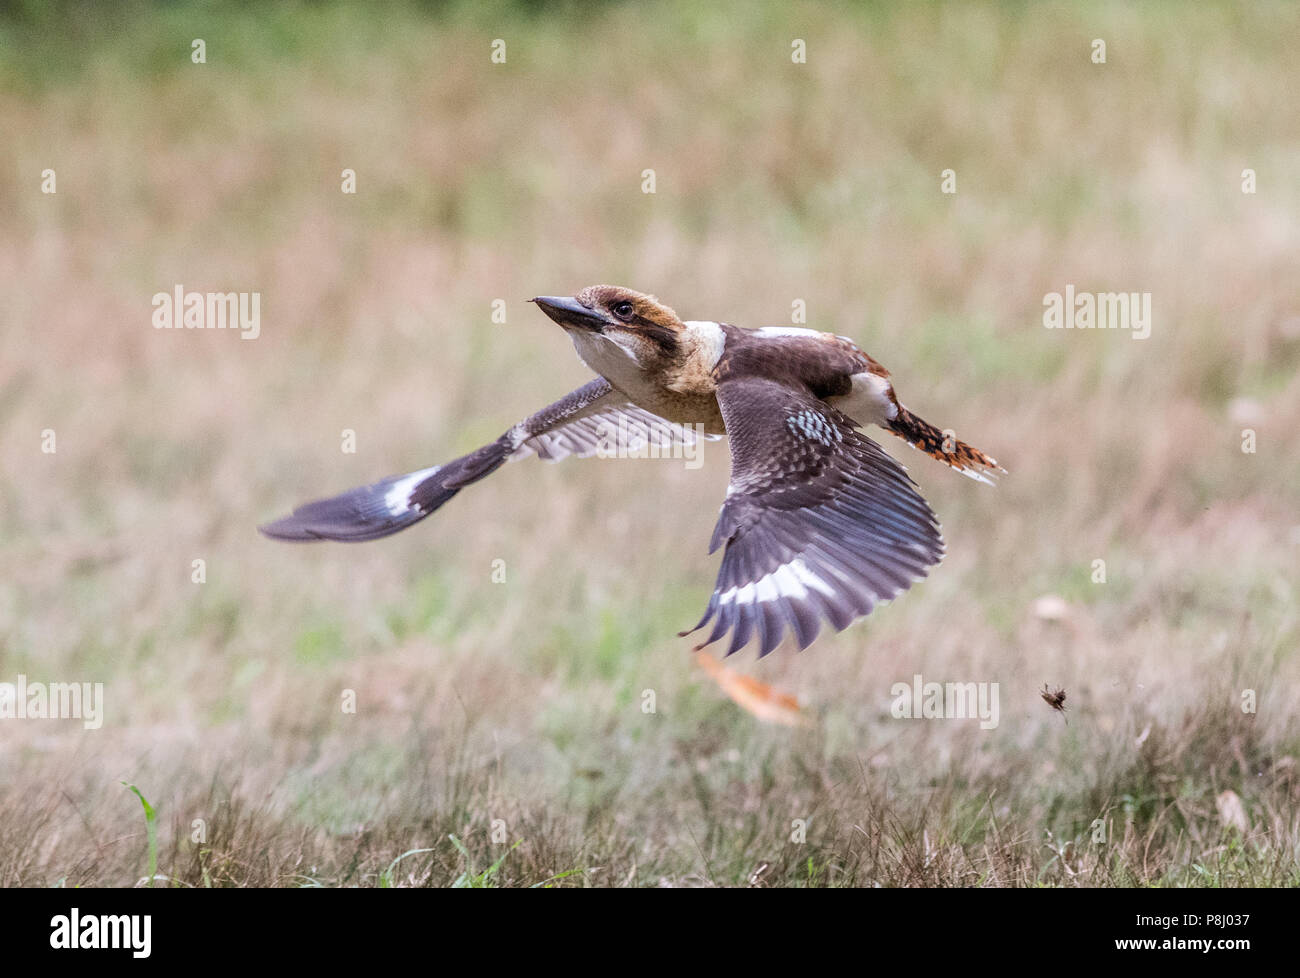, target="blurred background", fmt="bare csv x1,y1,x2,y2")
1,0,1298,886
